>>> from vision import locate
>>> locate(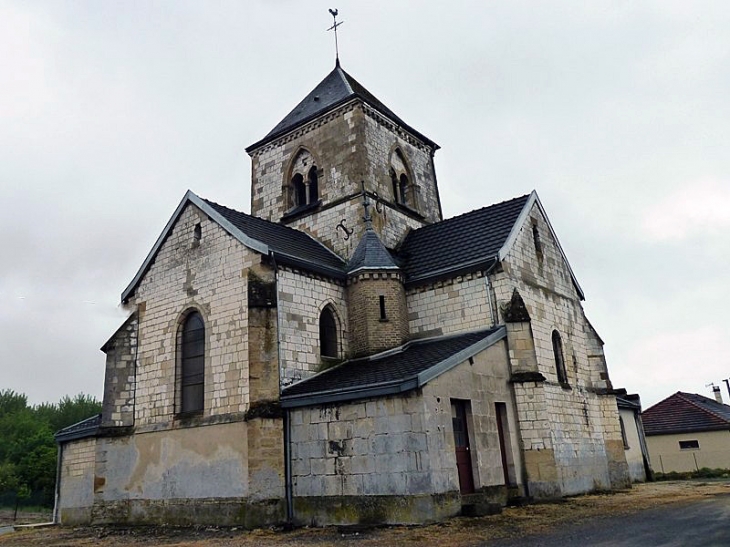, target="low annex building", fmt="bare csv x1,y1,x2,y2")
55,60,631,527
642,391,730,474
